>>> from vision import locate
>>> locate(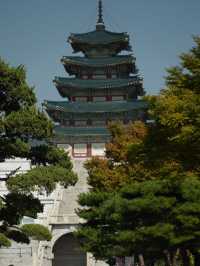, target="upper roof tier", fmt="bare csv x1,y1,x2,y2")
61,55,135,68
61,55,136,75
66,1,133,57
68,30,131,57
69,30,130,47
